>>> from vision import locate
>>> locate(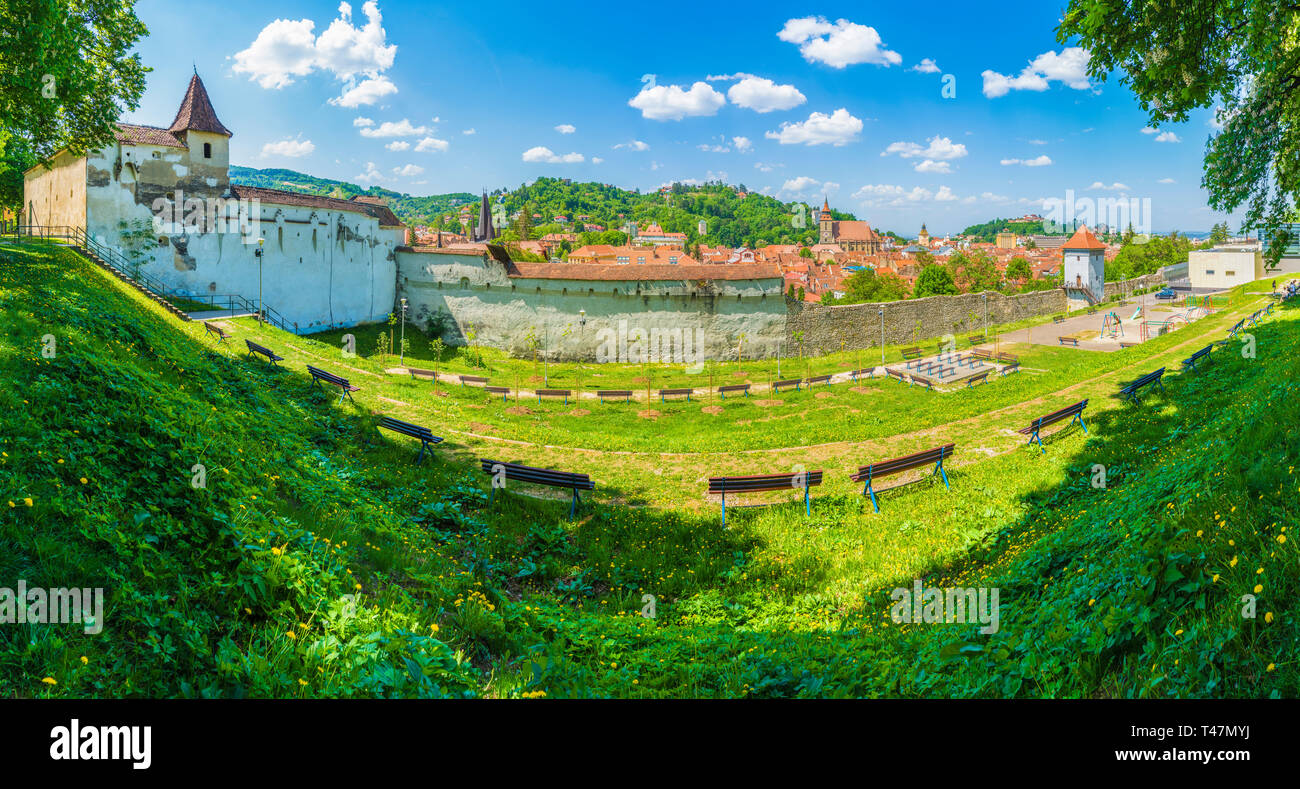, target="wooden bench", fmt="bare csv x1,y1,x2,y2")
480,459,594,520
307,365,361,404
1052,315,1066,325
886,368,908,385
1228,319,1244,338
901,347,922,360
1019,399,1089,453
536,388,571,404
484,385,510,402
204,322,231,343
707,470,824,527
406,366,436,380
1181,345,1212,372
910,375,933,390
659,387,693,402
718,383,751,398
1058,336,1080,347
968,335,984,348
971,348,994,362
1119,341,1139,349
597,389,633,403
1119,368,1166,403
244,339,284,365
772,378,801,393
849,368,875,381
966,371,990,388
377,416,443,463
805,374,833,388
850,444,954,513
460,374,489,387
